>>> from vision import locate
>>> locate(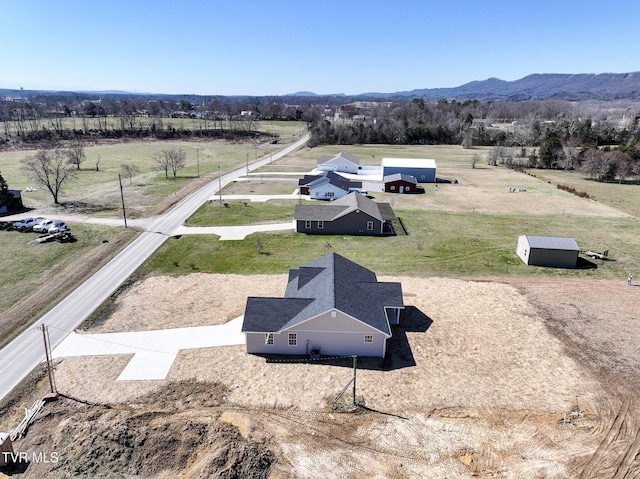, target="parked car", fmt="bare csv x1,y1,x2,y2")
33,219,55,233
12,216,46,231
47,221,68,234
